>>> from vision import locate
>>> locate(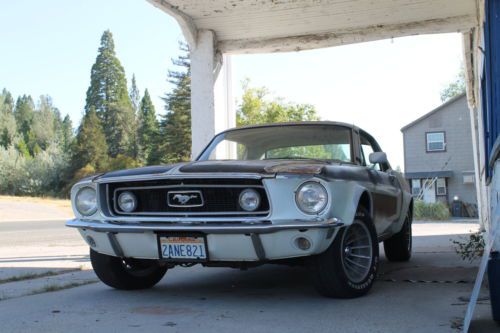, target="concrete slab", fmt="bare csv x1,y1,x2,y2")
0,264,478,333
